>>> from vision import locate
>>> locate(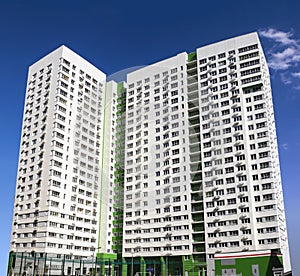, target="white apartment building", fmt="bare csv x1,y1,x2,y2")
122,32,290,275
123,53,195,274
9,32,291,275
194,33,291,274
10,46,117,271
